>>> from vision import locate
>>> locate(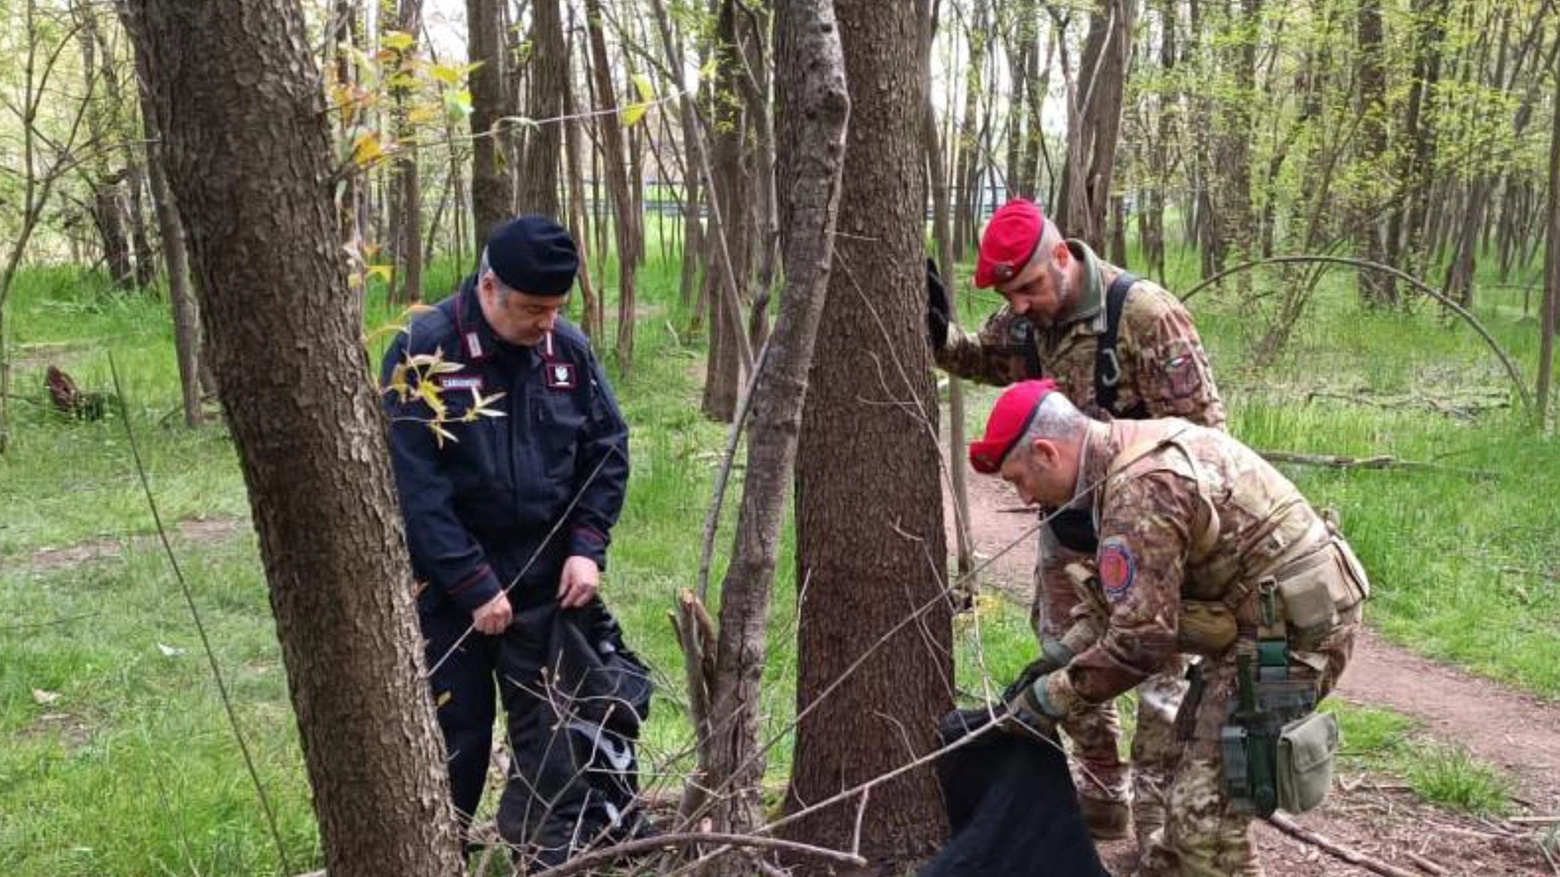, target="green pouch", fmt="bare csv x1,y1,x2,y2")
1276,711,1338,813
